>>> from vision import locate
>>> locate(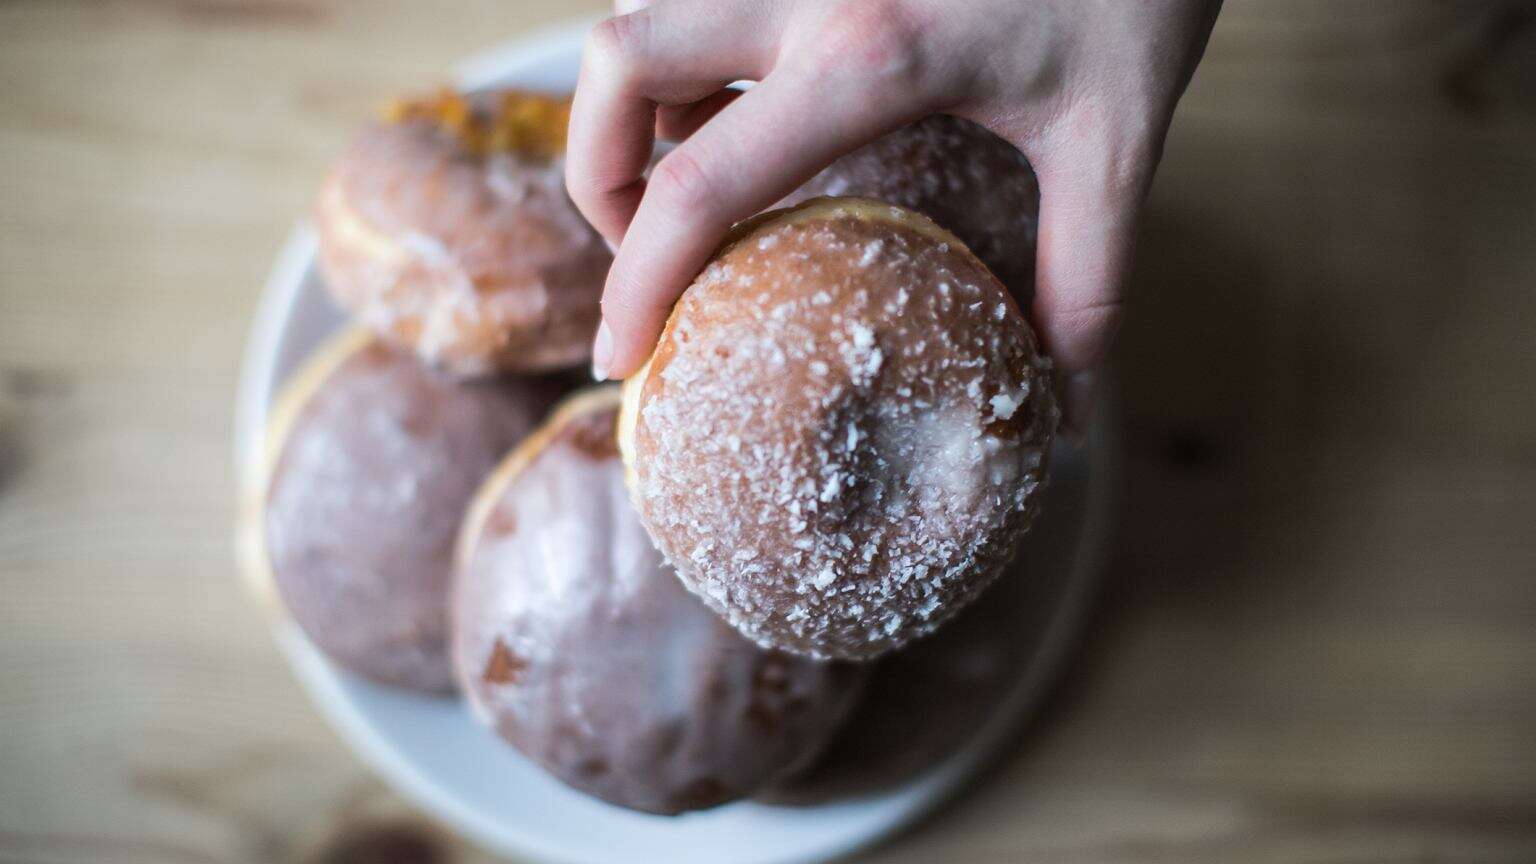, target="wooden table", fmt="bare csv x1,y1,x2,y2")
3,1,1533,862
